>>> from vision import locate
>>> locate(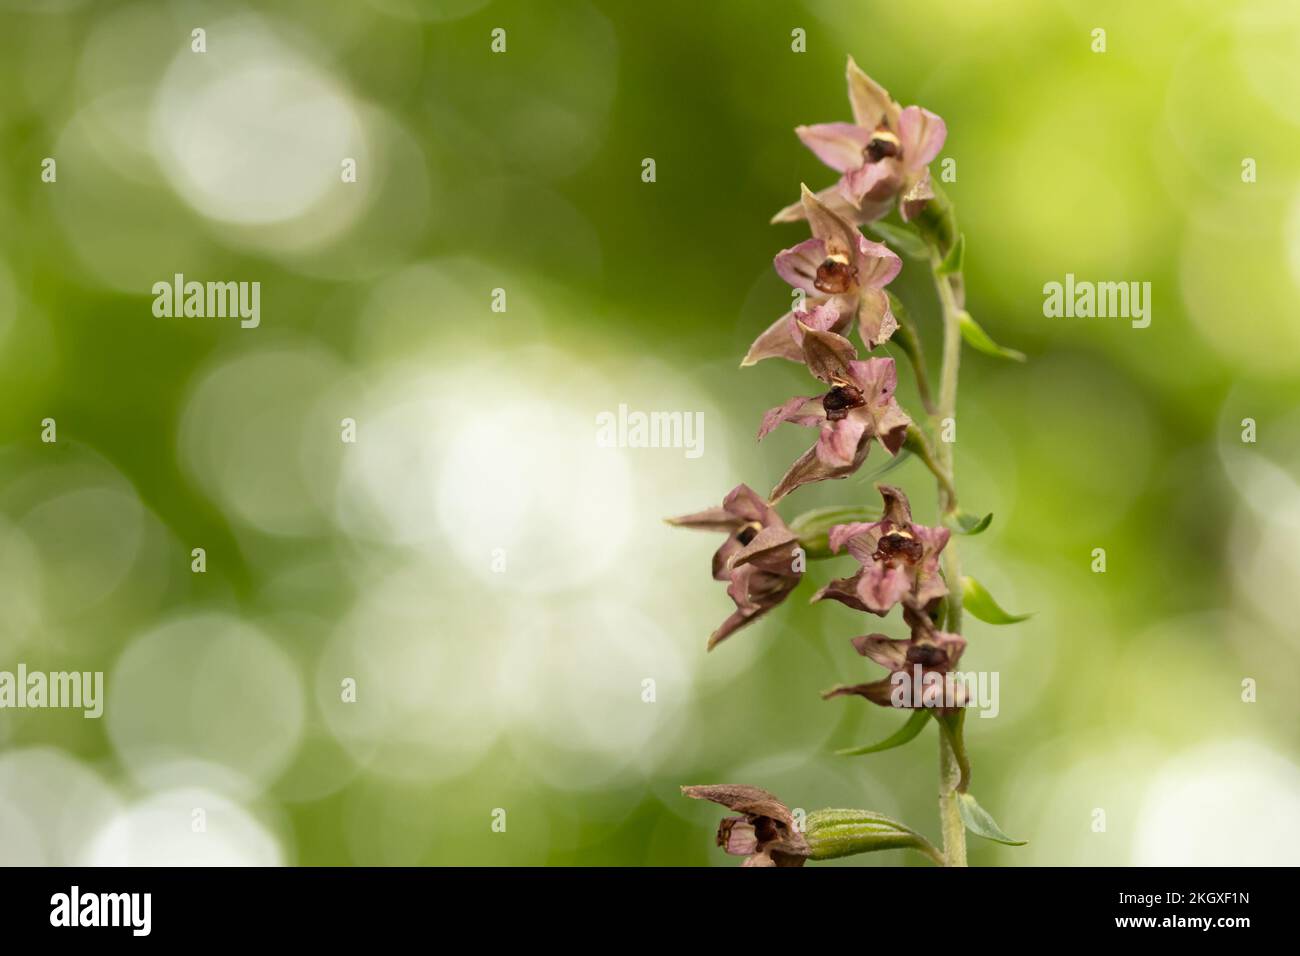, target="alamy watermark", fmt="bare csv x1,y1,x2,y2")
596,404,704,459
888,666,1000,718
50,887,150,936
1043,273,1150,328
0,664,103,718
152,273,260,329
